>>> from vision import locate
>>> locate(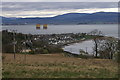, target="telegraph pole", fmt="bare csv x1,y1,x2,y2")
24,35,27,63
12,30,17,60
86,47,88,54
